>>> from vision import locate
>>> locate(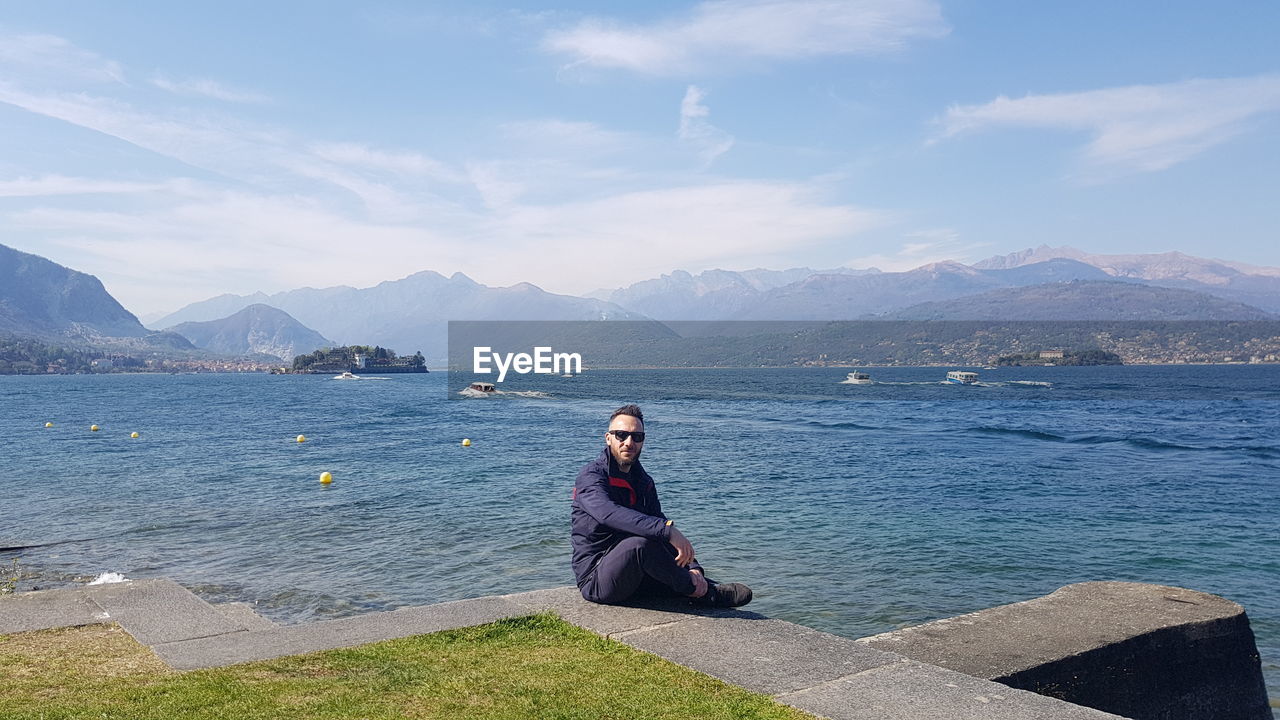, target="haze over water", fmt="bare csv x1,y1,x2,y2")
2,365,1277,698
